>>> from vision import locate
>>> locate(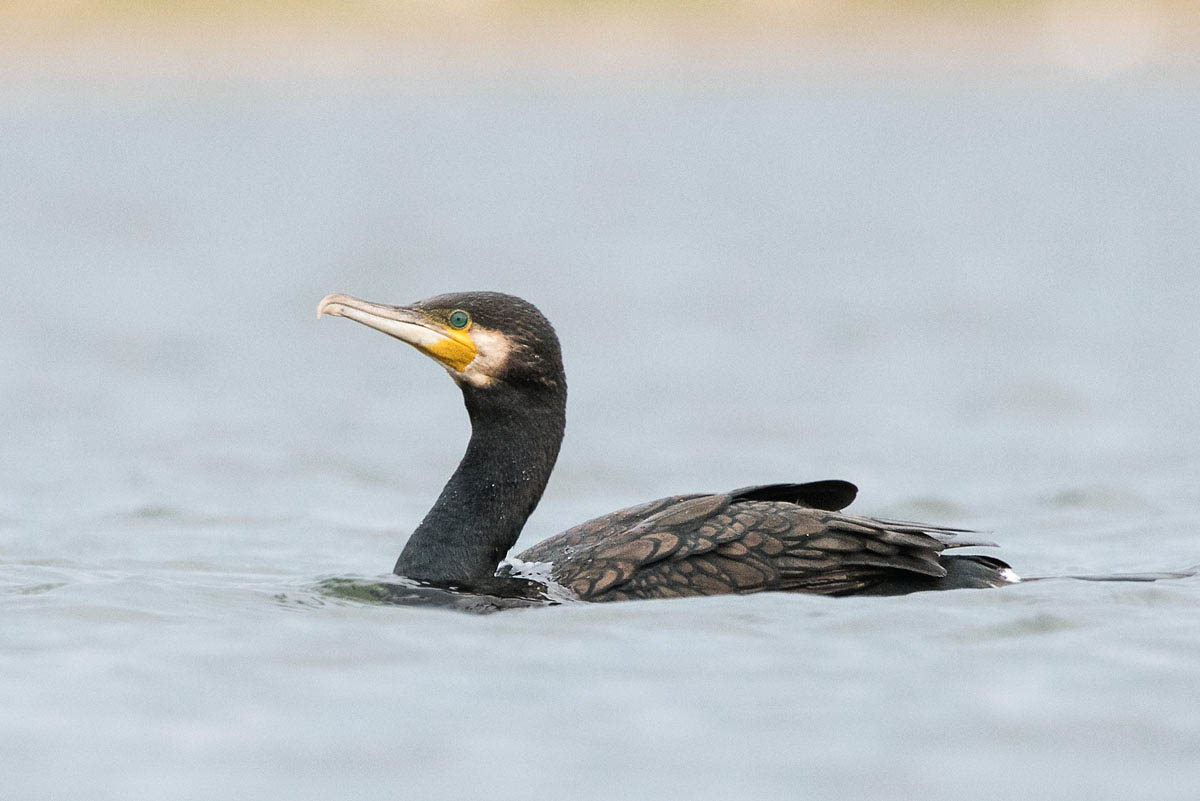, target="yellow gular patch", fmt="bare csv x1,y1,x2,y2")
422,323,476,372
